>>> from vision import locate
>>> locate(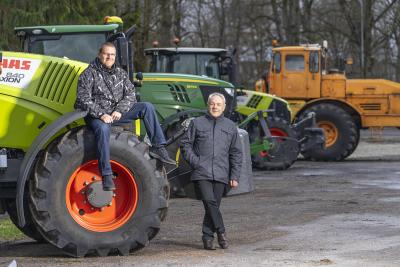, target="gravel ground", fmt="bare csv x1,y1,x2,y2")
1,128,400,267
